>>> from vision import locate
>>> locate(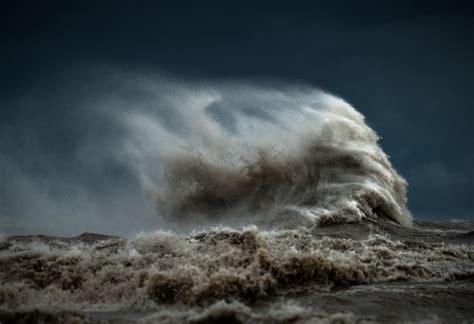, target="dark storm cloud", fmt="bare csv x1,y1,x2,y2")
0,0,473,235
